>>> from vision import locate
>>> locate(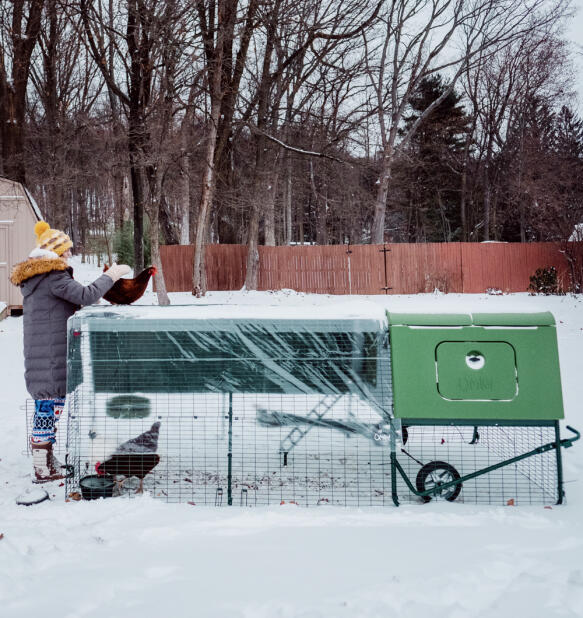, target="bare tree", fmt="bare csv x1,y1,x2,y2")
462,30,571,240
0,0,45,182
191,0,259,296
242,0,383,289
365,0,567,244
79,0,195,302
